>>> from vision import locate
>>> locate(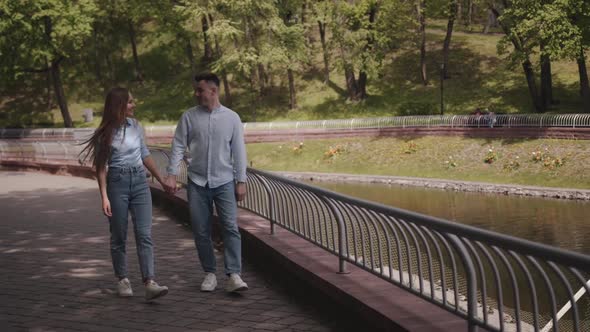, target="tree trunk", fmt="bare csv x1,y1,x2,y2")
301,1,307,24
540,43,554,108
417,0,428,85
287,68,297,109
318,21,330,83
43,16,72,127
257,64,268,95
344,64,359,100
483,9,496,34
45,59,53,112
201,16,213,63
128,20,143,82
354,4,376,100
92,25,103,84
51,59,73,127
221,71,232,106
443,0,457,79
182,34,196,76
522,59,544,112
212,37,232,106
577,49,590,112
456,0,462,24
357,71,368,99
467,0,474,26
341,44,359,101
105,53,115,84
